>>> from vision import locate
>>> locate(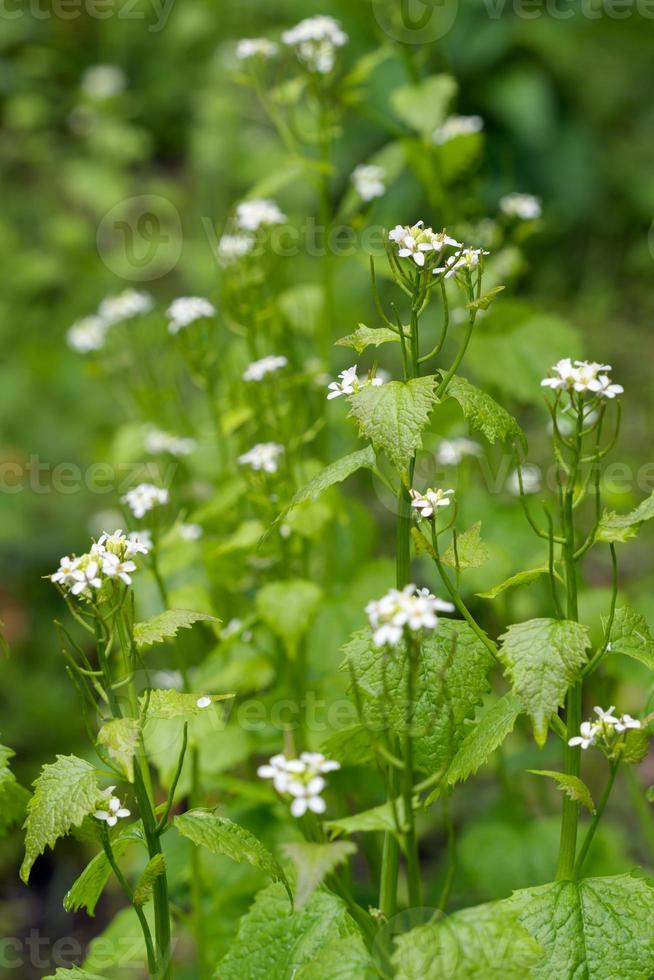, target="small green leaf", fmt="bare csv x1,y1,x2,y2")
64,825,144,916
140,690,232,720
286,447,376,513
442,375,526,449
390,73,457,137
348,375,438,474
476,567,551,600
620,728,649,764
21,755,99,883
42,968,110,980
447,693,522,785
499,619,591,747
97,717,140,783
133,853,166,907
528,770,595,813
335,323,404,353
325,796,413,838
442,522,489,570
282,841,356,908
133,609,220,650
603,606,654,670
174,809,292,903
467,285,506,311
597,491,654,543
256,579,323,655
